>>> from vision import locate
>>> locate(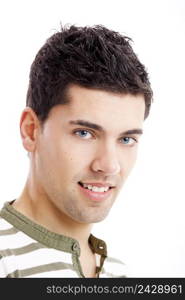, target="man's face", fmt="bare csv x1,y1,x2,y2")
34,85,145,223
